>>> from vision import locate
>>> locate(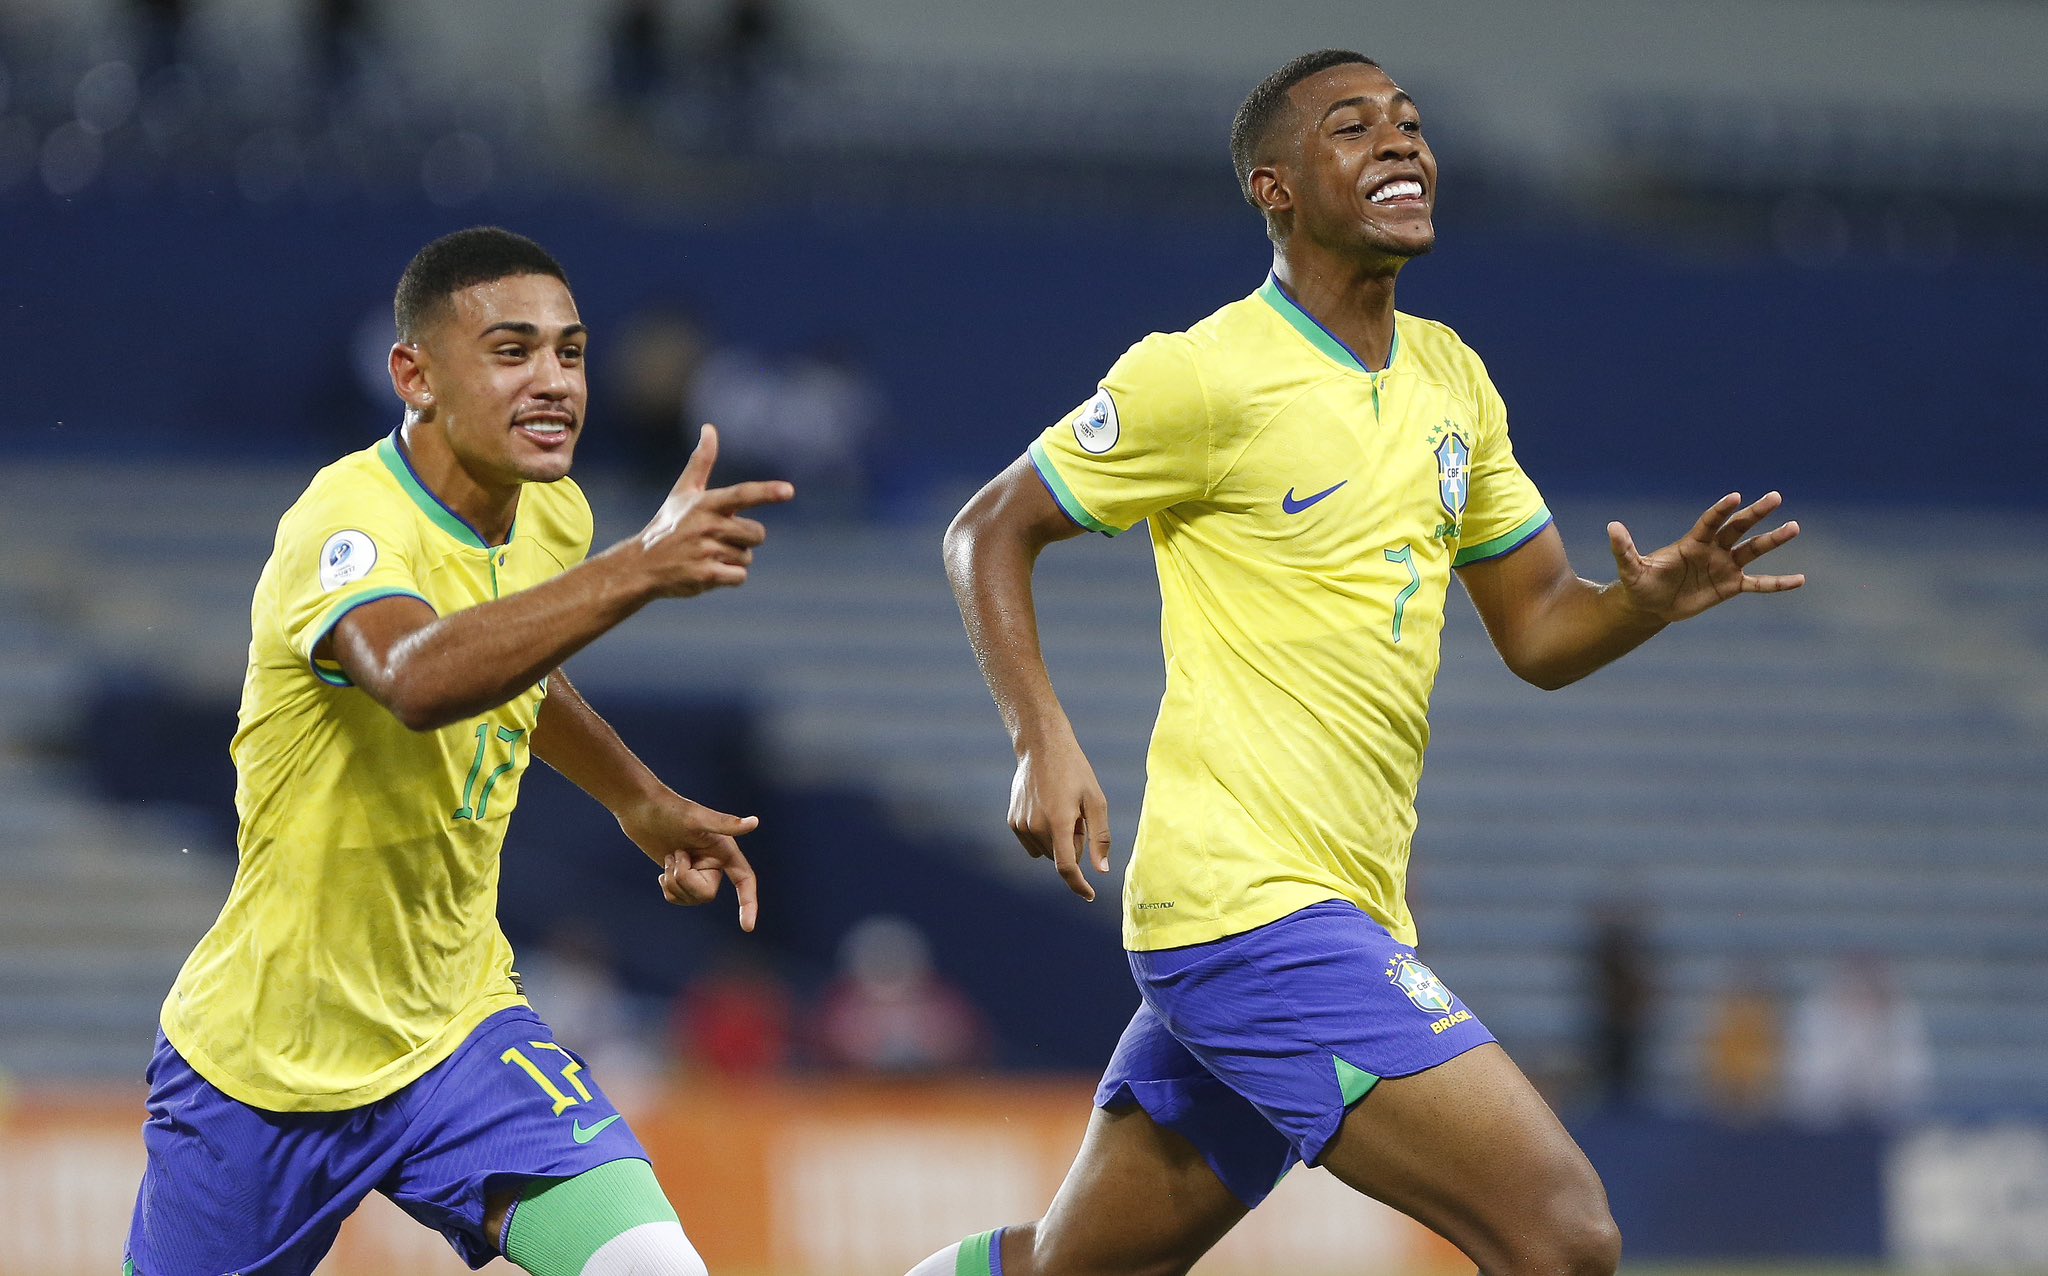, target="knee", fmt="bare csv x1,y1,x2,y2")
1525,1205,1622,1276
